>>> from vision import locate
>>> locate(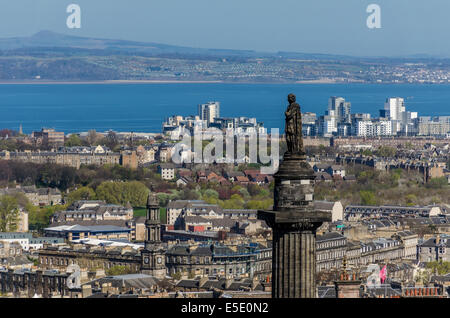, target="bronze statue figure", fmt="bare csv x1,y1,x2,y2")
285,93,304,155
